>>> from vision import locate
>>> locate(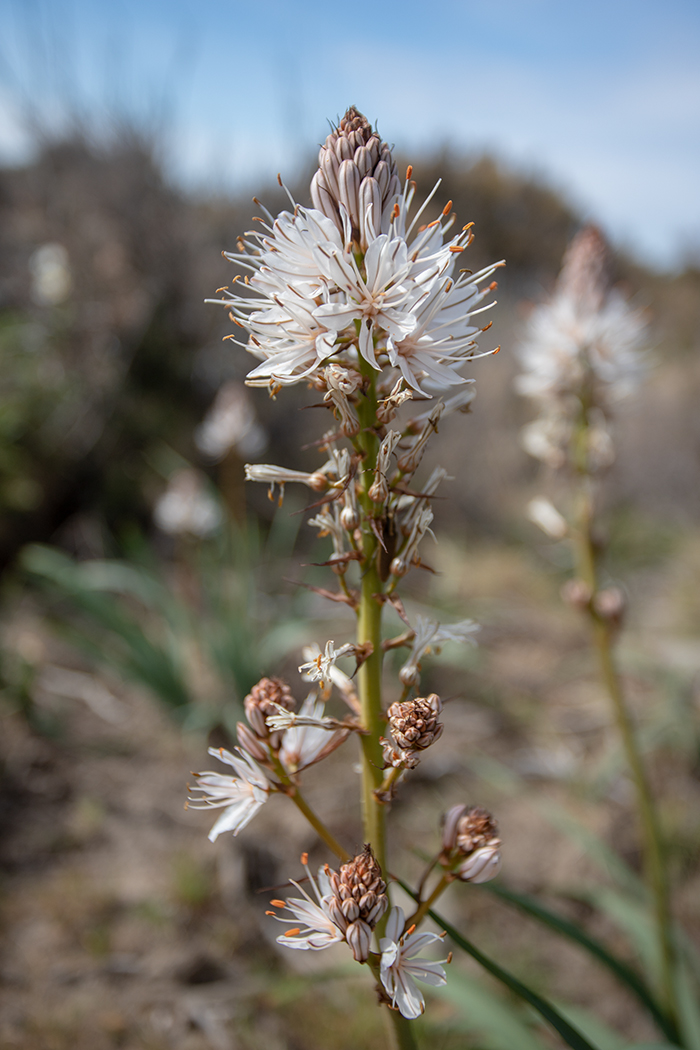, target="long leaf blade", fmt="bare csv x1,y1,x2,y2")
484,883,677,1043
